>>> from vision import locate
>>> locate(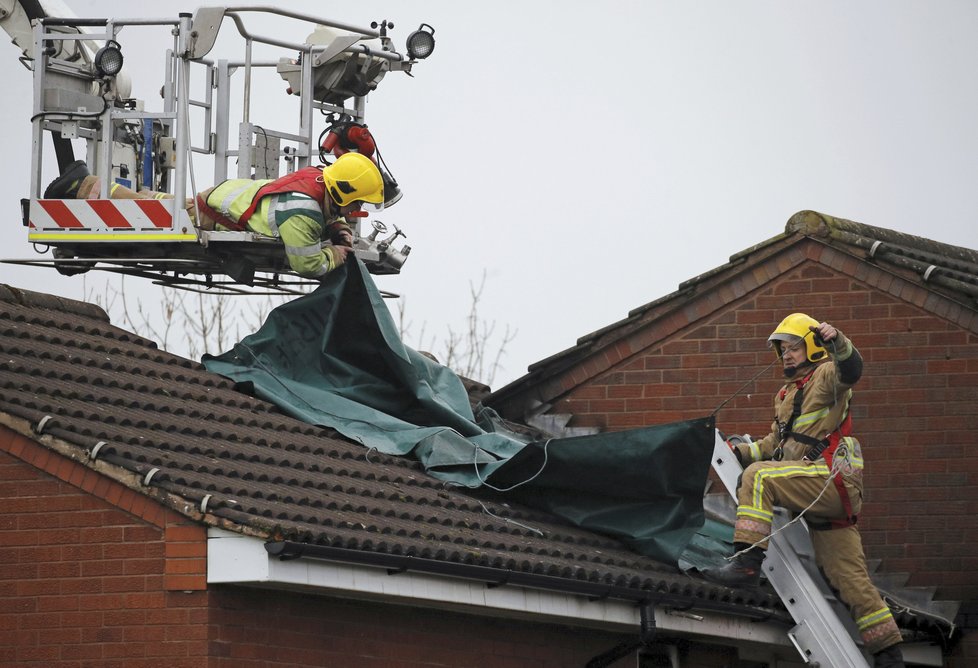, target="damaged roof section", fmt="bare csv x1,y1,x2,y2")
0,283,783,617
482,211,973,646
